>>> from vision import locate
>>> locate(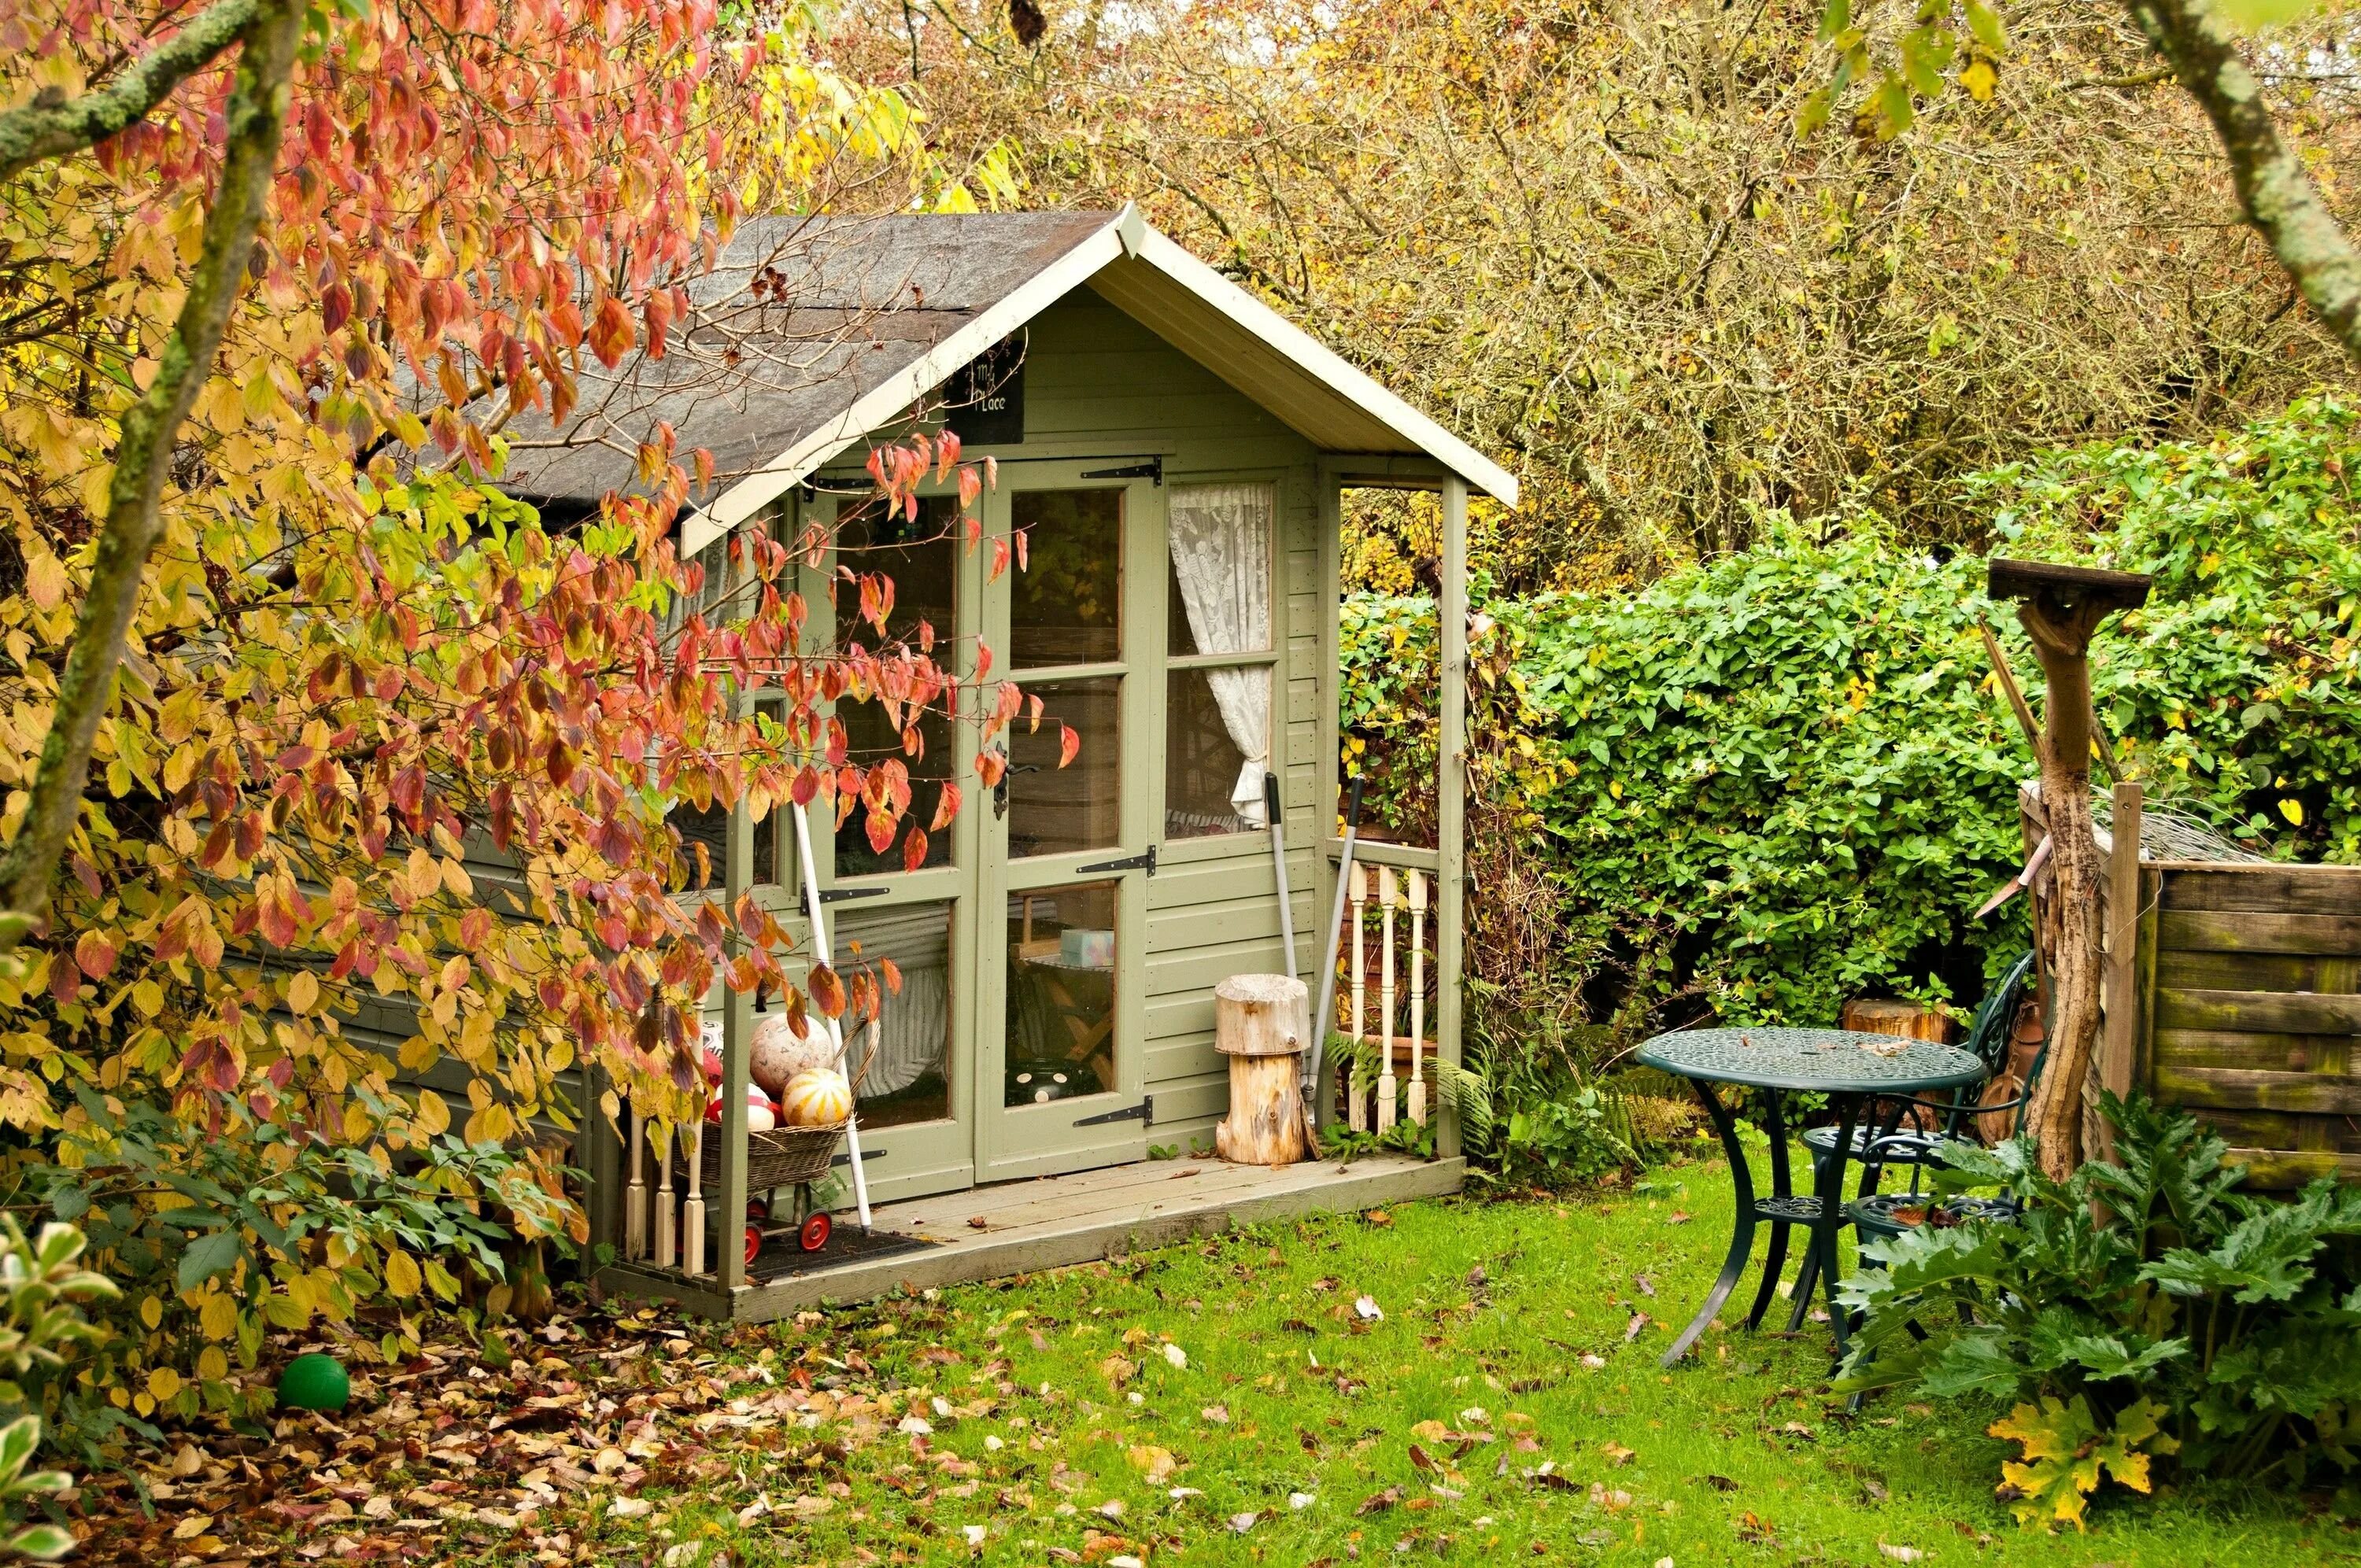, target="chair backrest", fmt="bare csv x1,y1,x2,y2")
1961,952,2037,1075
